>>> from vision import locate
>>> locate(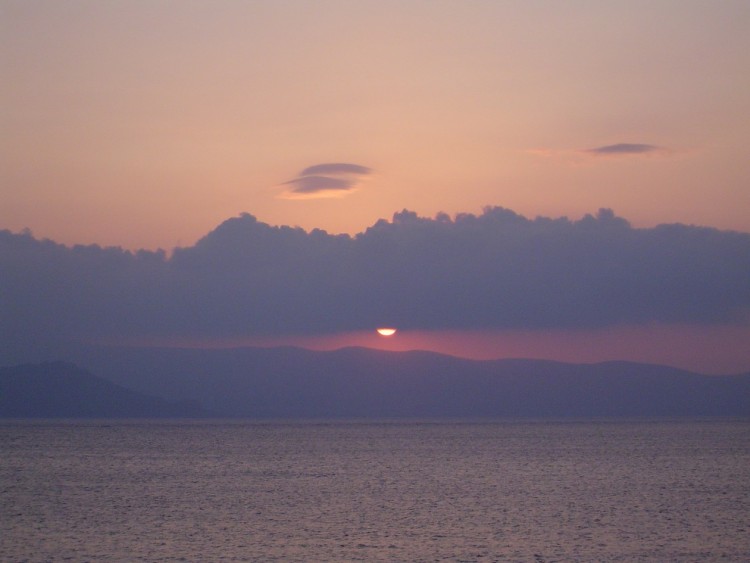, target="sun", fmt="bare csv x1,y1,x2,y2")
376,328,397,337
